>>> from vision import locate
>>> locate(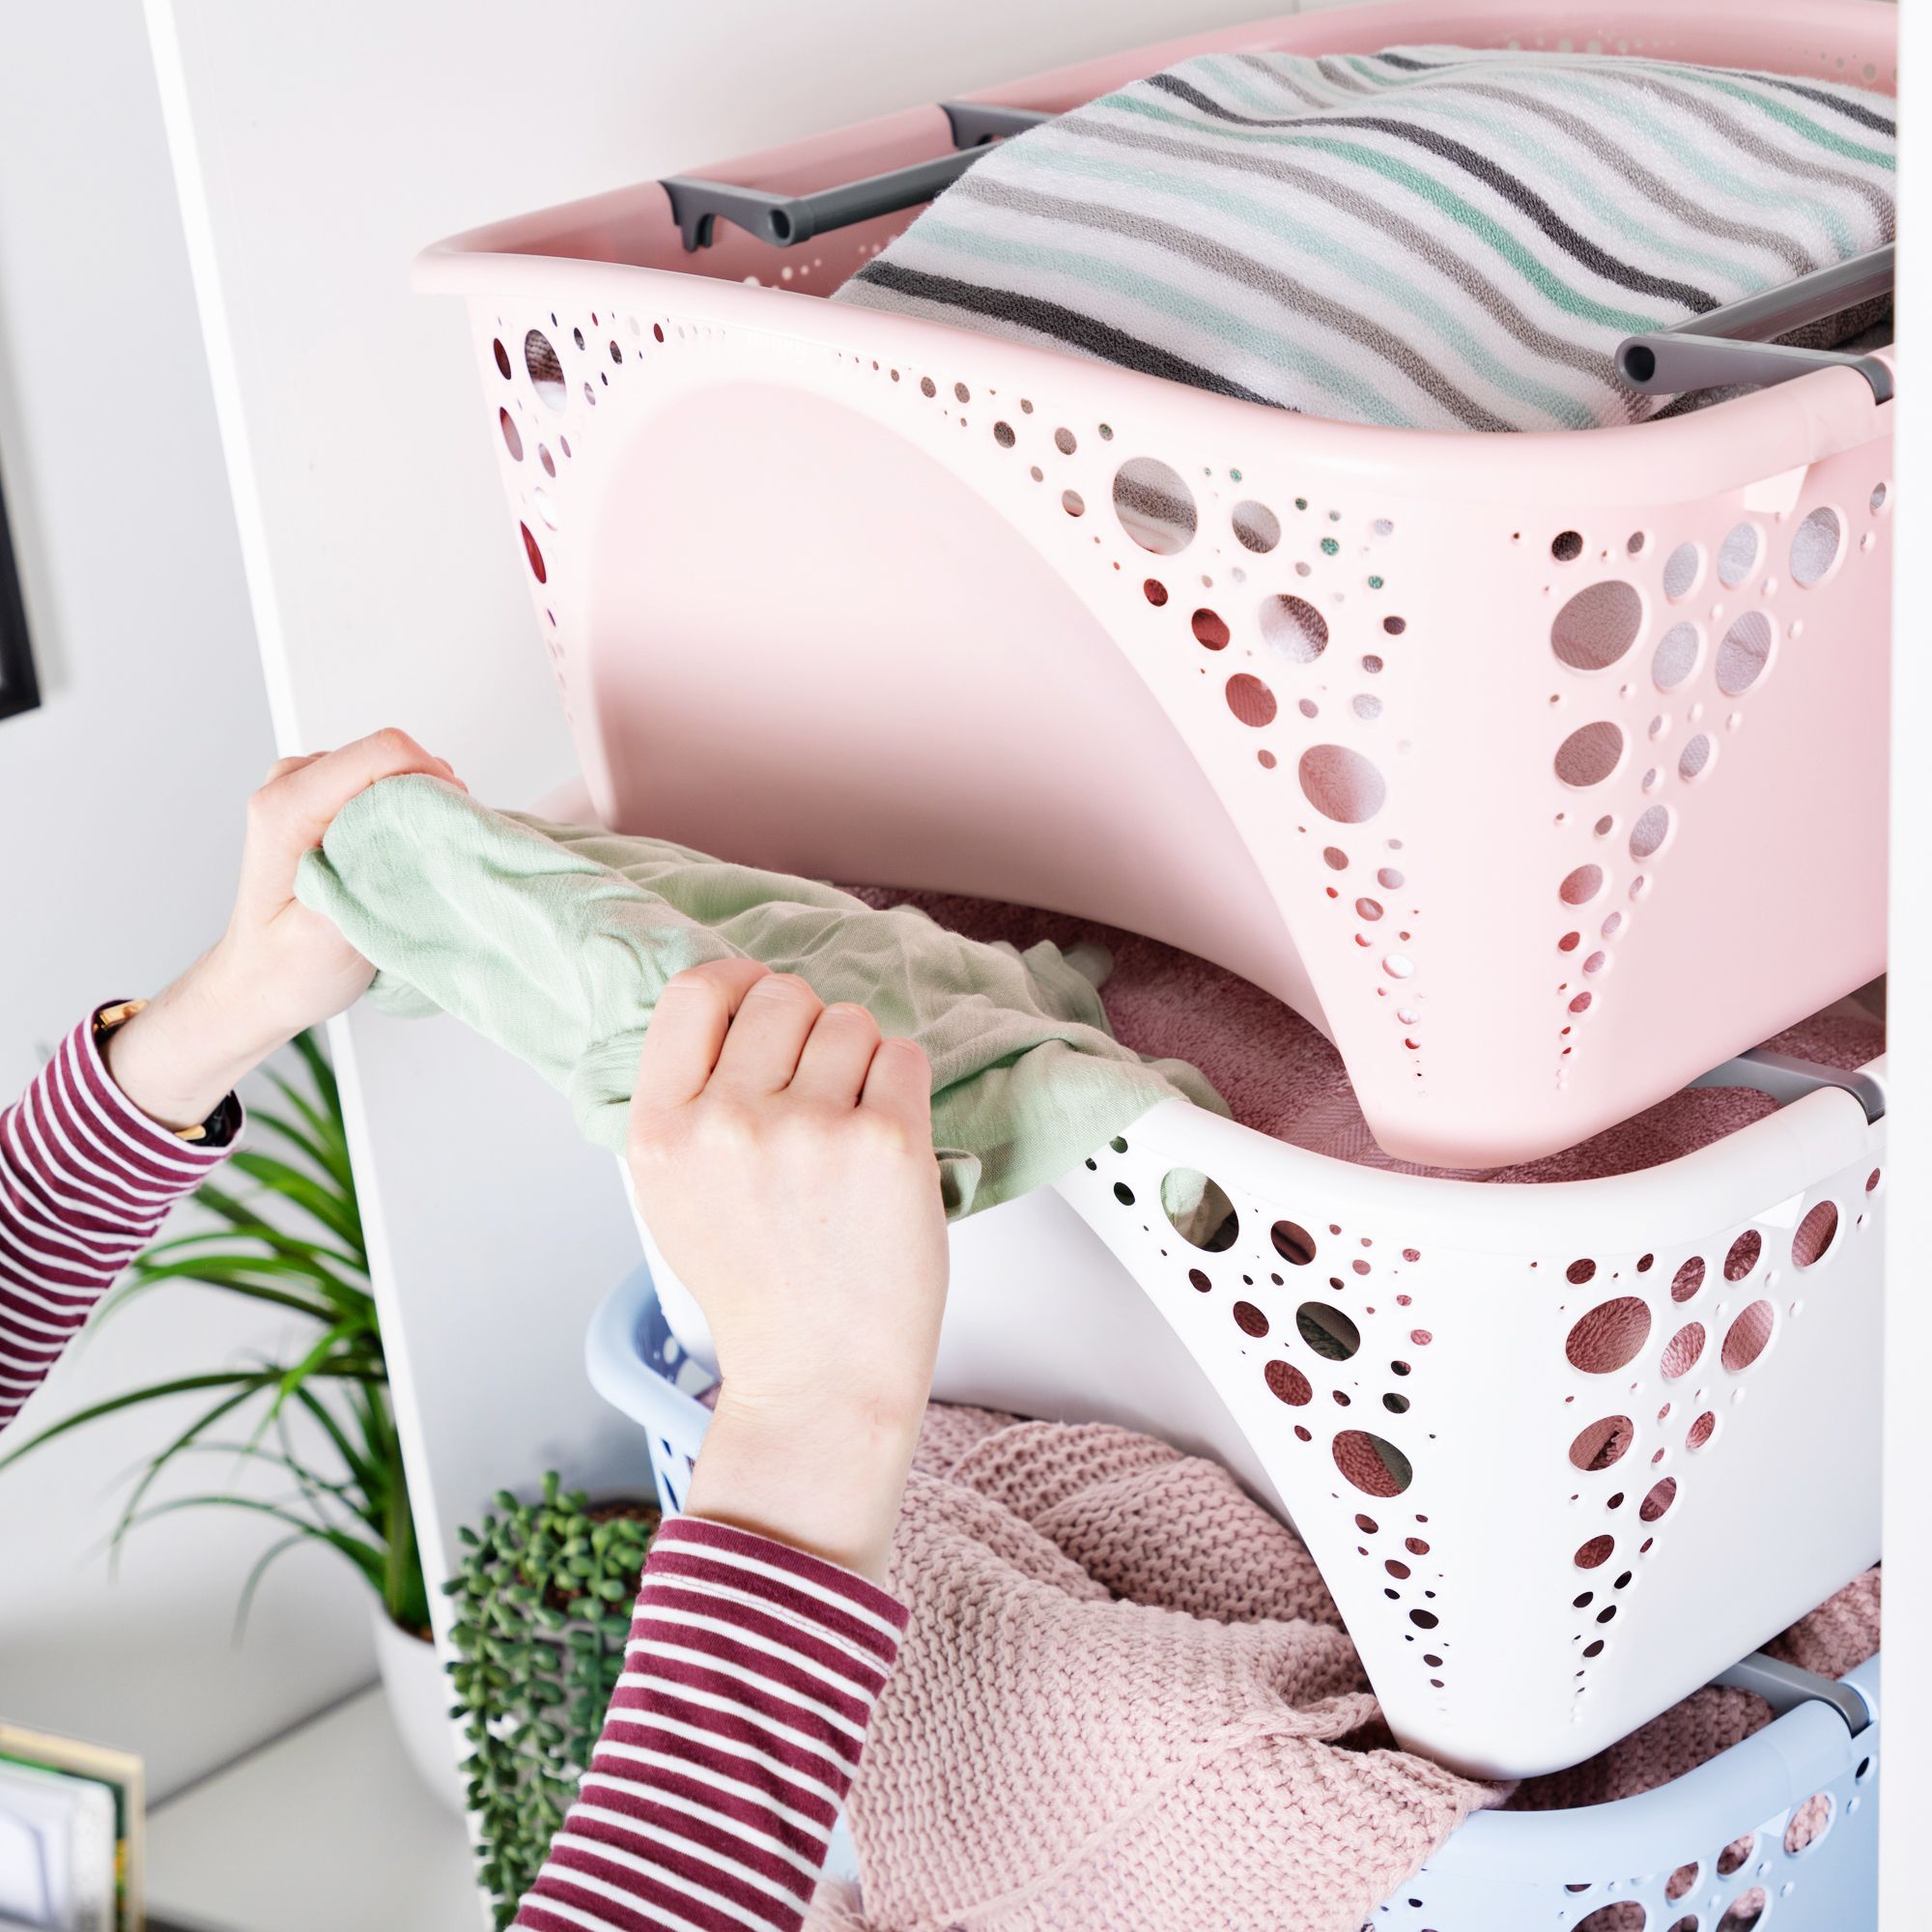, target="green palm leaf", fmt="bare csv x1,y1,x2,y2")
139,1225,365,1277
227,1151,363,1254
232,1533,314,1642
116,1257,339,1323
0,1372,282,1474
